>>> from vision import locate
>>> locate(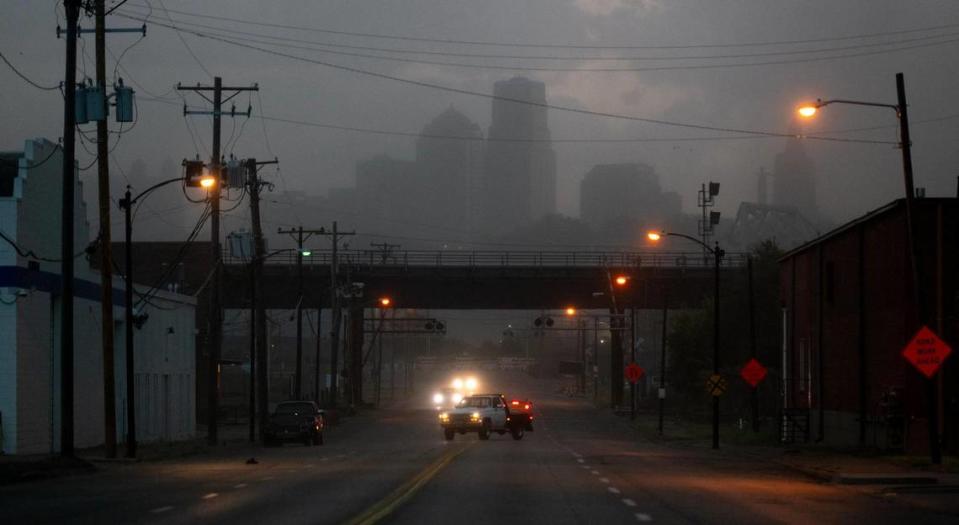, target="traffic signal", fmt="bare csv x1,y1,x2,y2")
534,316,554,327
